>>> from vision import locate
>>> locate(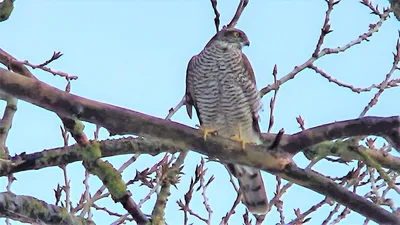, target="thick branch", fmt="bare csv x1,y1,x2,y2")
282,116,400,154
0,67,292,170
0,48,37,80
278,165,398,225
301,140,400,173
0,96,17,155
0,50,149,224
0,137,178,176
2,134,400,176
1,69,400,224
0,192,94,225
64,120,149,225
